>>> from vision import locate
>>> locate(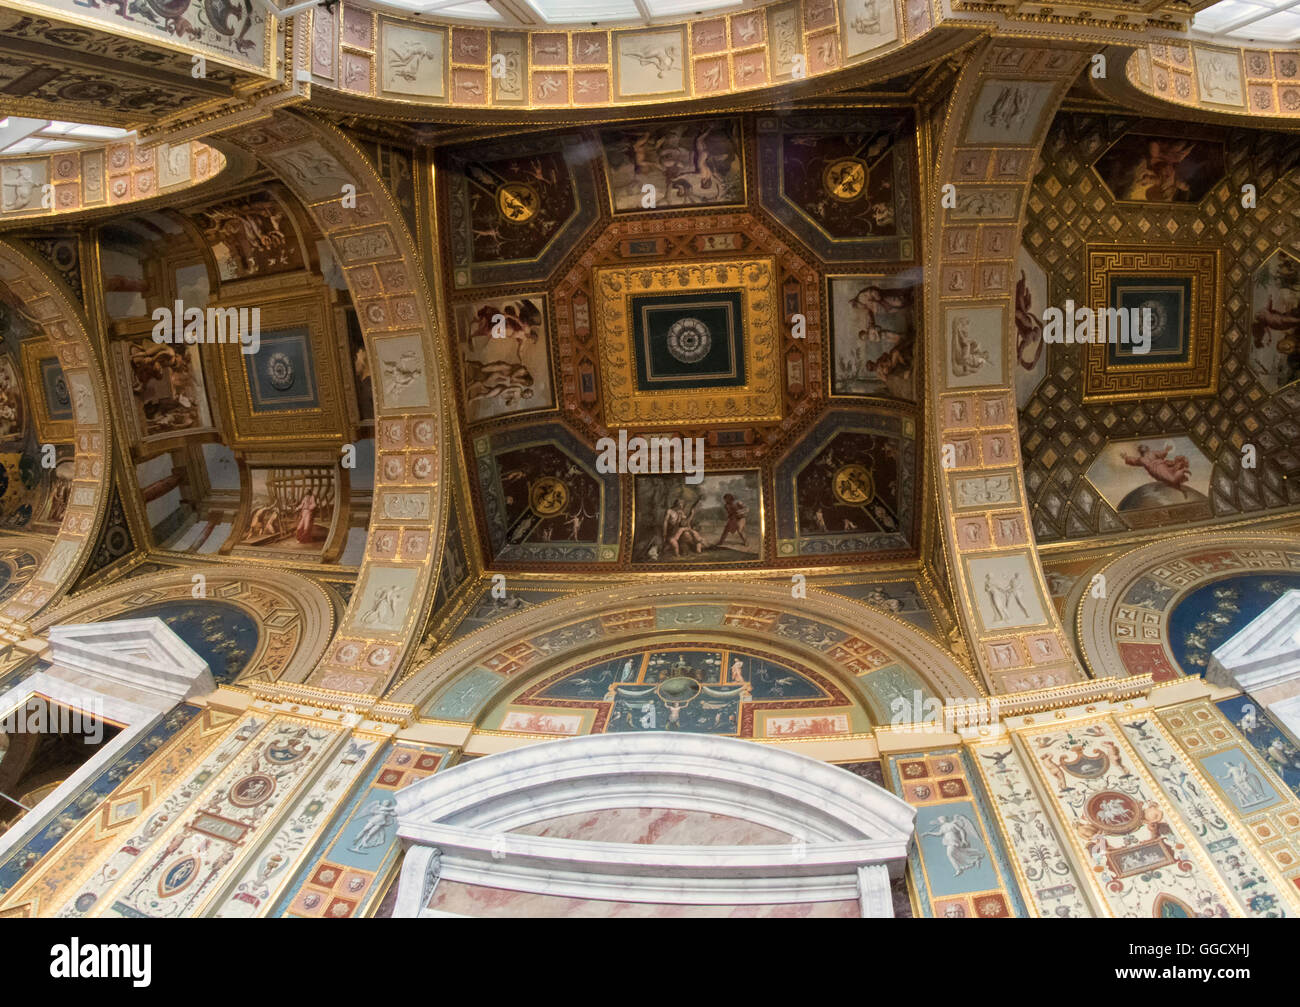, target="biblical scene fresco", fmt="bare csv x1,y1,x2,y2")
456,295,553,423
191,191,306,281
116,337,214,440
1250,250,1300,393
827,275,919,402
1085,435,1212,530
631,471,762,566
235,465,340,558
